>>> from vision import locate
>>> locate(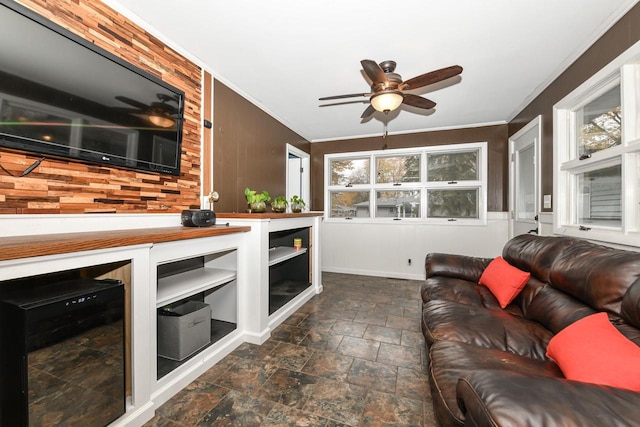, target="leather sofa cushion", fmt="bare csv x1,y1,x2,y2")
457,370,640,427
429,341,562,427
421,276,501,309
422,299,552,360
